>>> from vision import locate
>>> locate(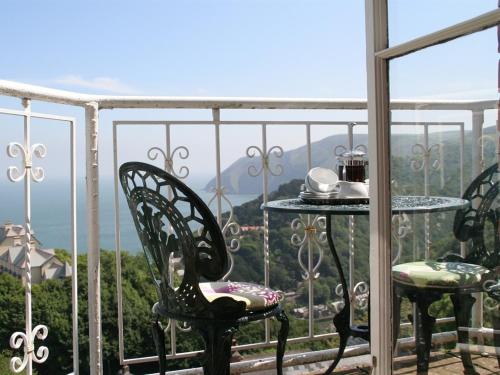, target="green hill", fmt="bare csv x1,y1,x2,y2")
205,126,498,194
